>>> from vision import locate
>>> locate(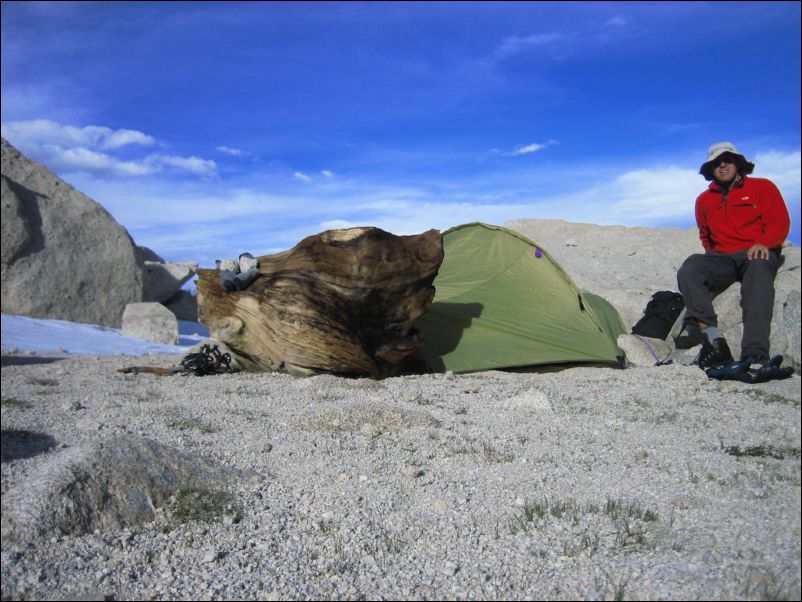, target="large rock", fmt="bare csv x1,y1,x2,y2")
1,138,143,327
1,434,249,541
163,289,199,322
122,302,179,345
137,244,199,320
142,260,197,303
506,218,801,372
